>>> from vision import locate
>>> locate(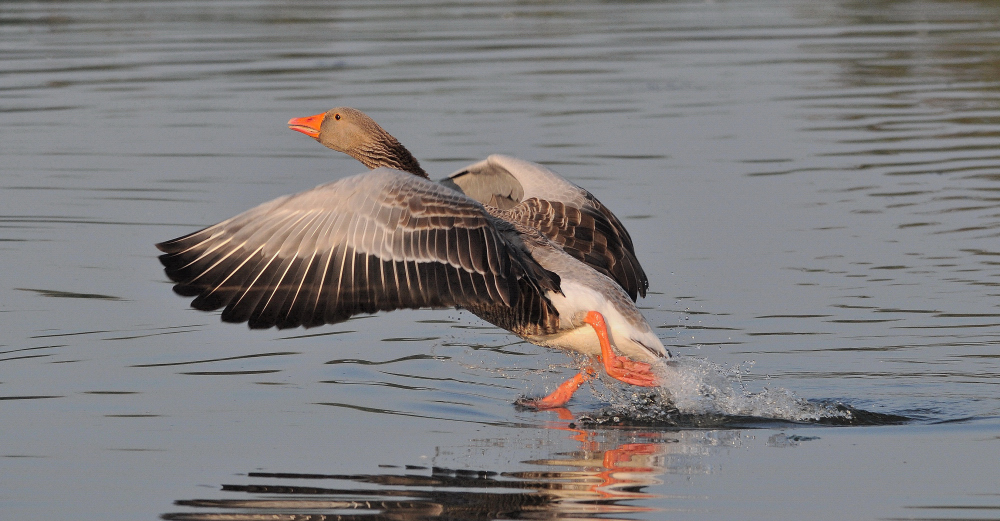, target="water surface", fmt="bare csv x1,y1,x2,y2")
2,1,999,520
